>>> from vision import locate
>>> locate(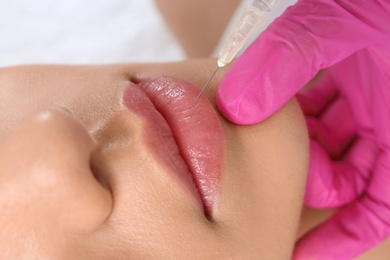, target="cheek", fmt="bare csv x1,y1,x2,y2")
214,99,309,256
